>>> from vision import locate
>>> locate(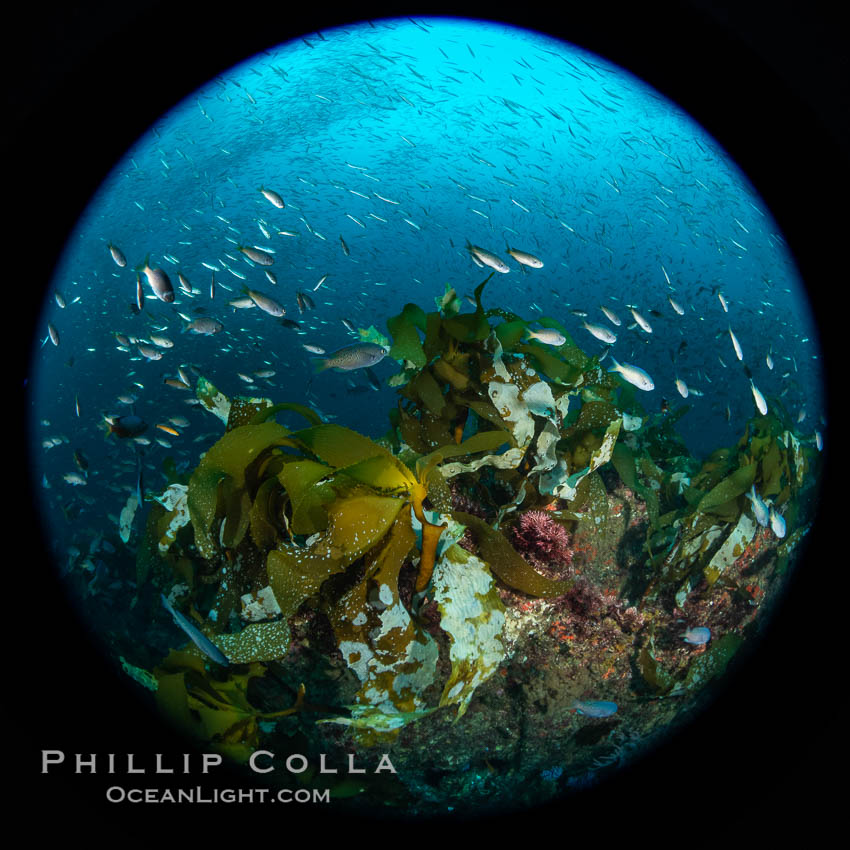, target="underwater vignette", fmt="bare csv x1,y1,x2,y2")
29,17,827,818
